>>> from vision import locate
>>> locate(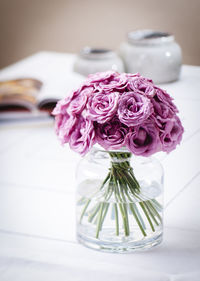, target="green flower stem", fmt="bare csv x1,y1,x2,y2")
79,199,91,223
116,168,148,236
129,204,147,237
114,203,119,236
88,173,112,224
100,173,111,190
100,203,109,231
112,168,130,236
152,199,163,212
146,200,162,223
143,201,159,226
96,203,104,238
95,175,114,238
118,203,130,236
88,203,101,222
115,170,134,237
132,203,146,230
139,202,155,232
